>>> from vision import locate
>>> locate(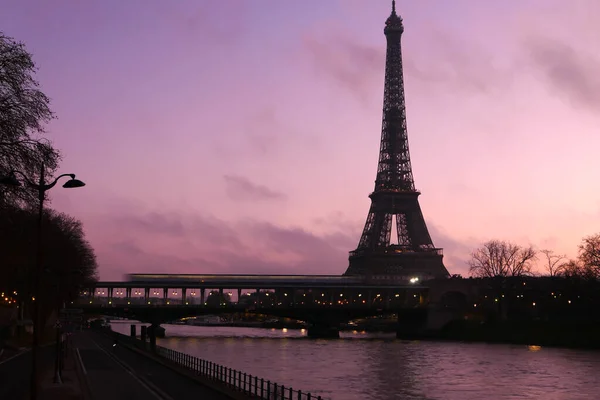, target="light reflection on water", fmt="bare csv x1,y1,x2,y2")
111,322,600,400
